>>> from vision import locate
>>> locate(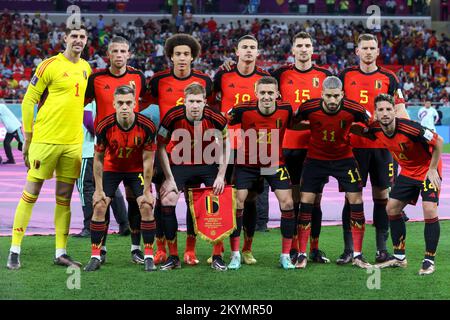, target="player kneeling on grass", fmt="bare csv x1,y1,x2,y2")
361,94,443,275
84,85,158,272
157,82,230,271
227,76,297,270
293,76,373,270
